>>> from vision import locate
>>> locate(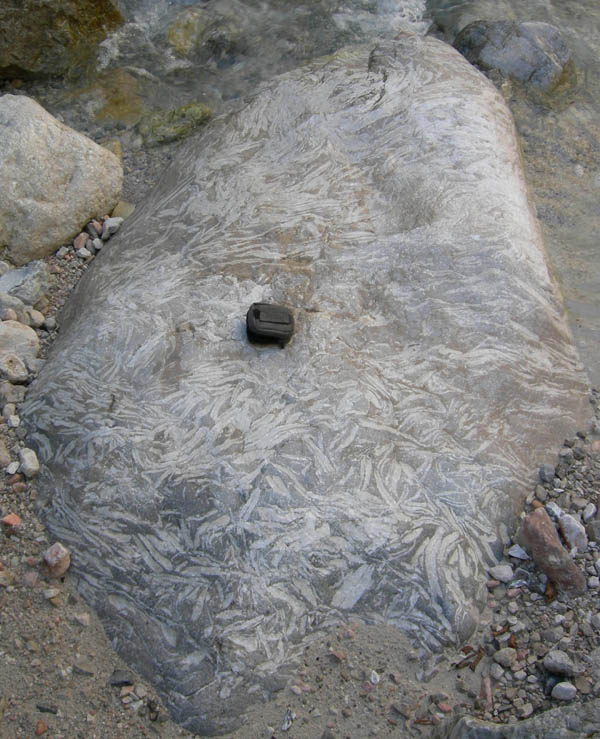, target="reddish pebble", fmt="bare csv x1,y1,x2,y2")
531,500,544,509
73,232,87,250
438,702,453,713
7,473,23,485
12,482,27,494
507,588,521,599
42,542,71,578
486,579,501,589
26,556,38,567
2,513,21,528
326,720,335,729
35,719,48,735
591,440,600,453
